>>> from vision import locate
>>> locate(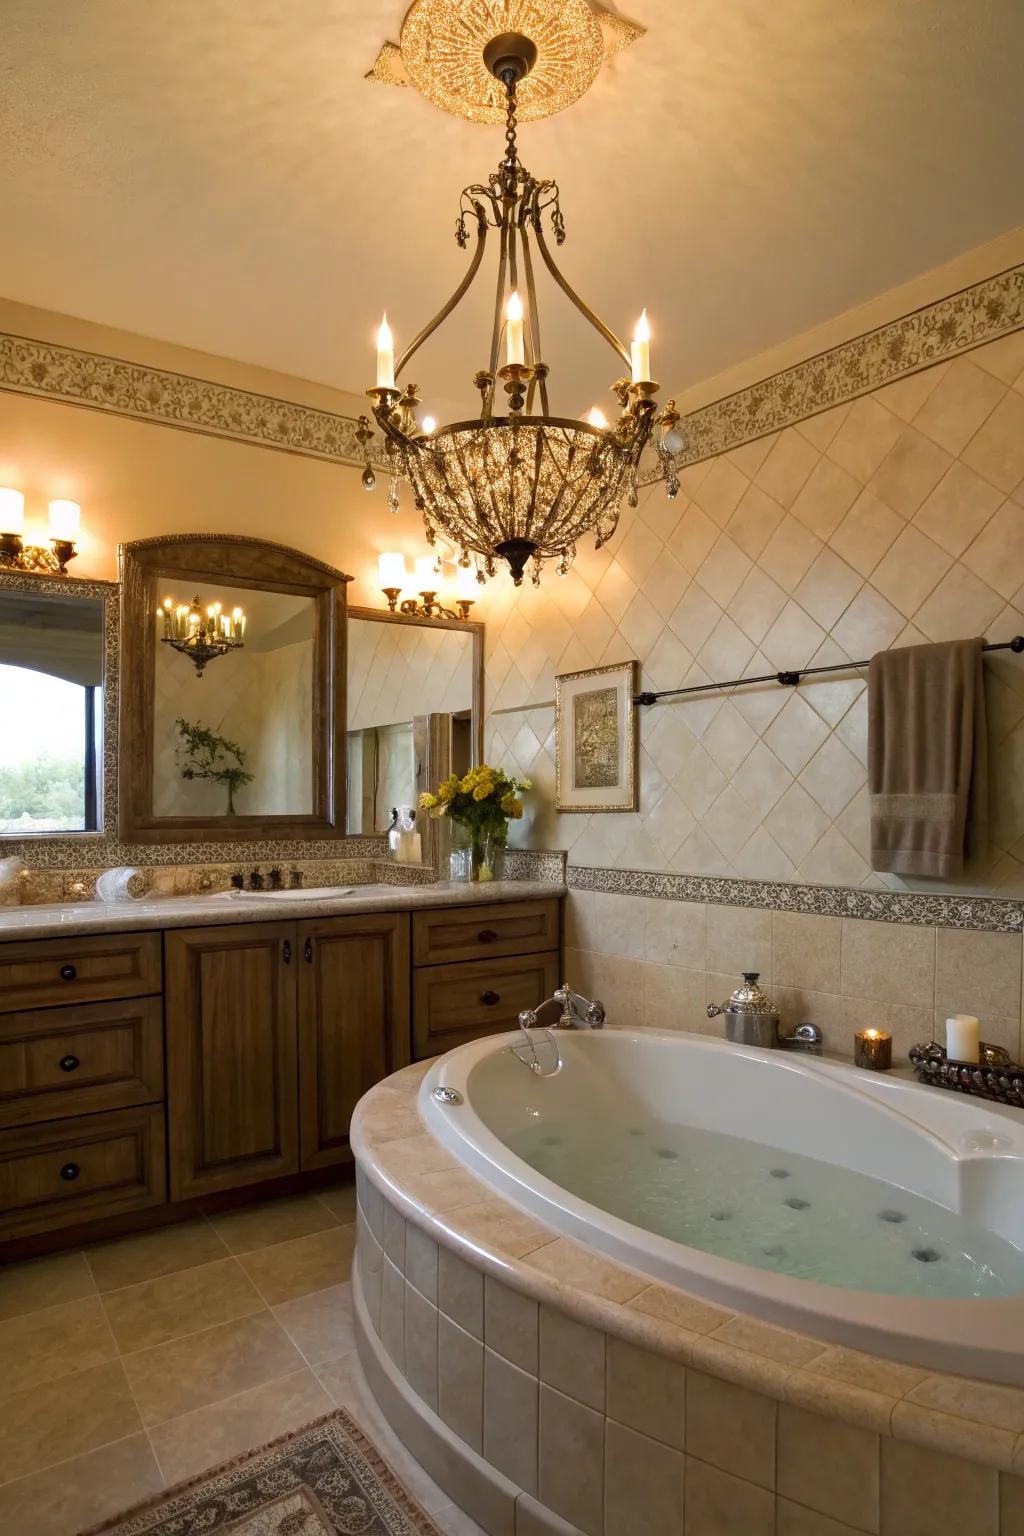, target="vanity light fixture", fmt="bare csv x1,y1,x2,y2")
159,594,246,678
358,25,686,586
378,551,476,620
0,490,81,575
